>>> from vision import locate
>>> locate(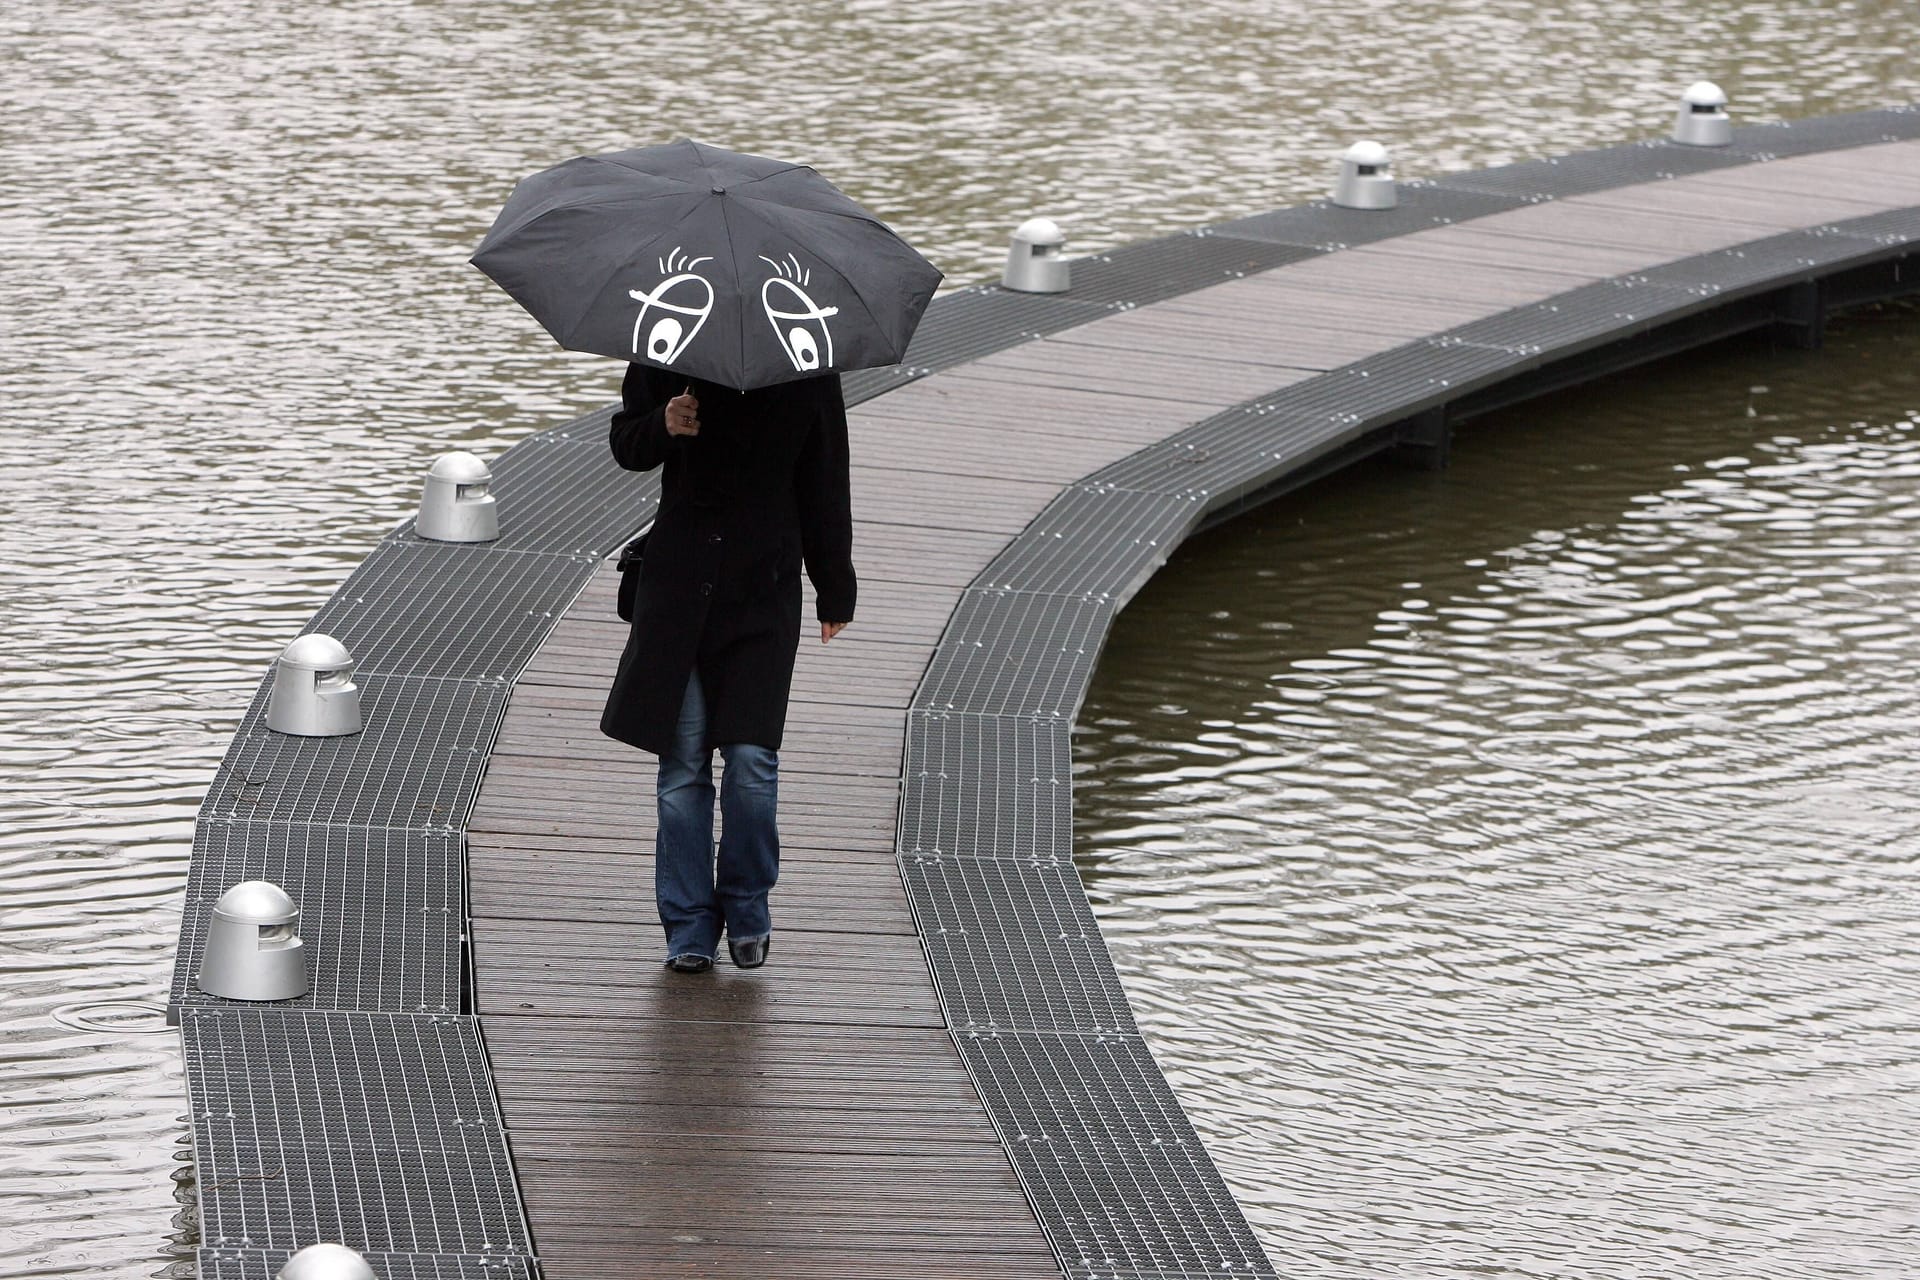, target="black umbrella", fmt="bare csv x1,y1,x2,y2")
471,140,943,391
